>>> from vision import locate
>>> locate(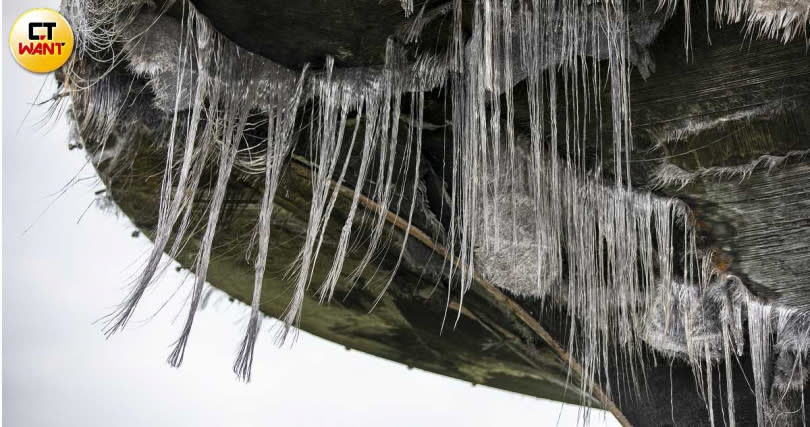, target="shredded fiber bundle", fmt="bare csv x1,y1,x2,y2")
59,0,810,424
